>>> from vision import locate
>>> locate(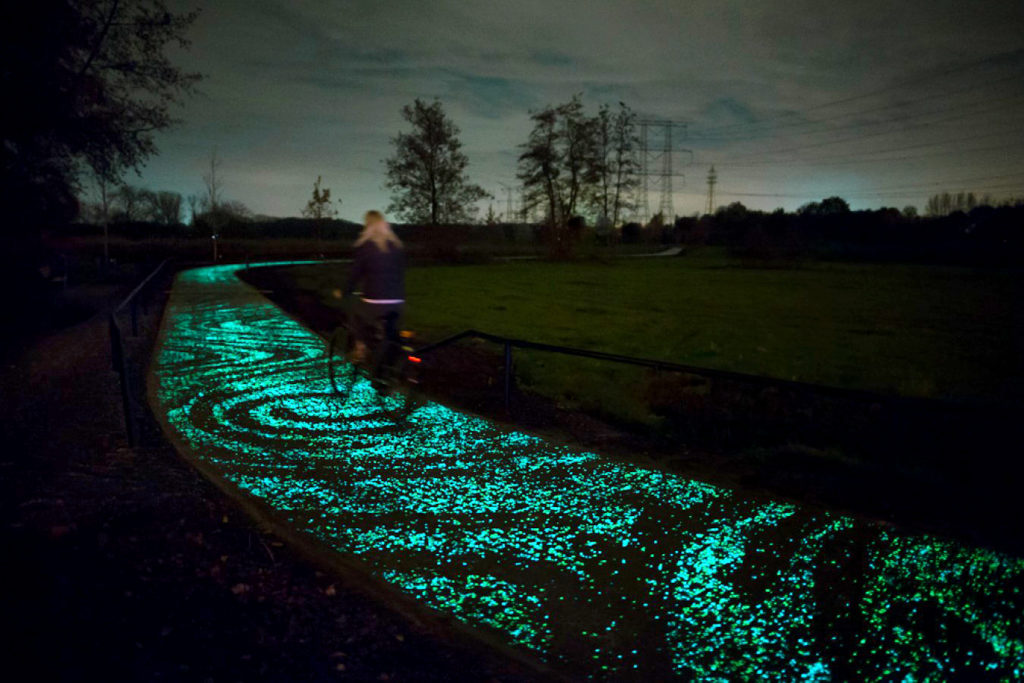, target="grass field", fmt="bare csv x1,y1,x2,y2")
272,249,1023,424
